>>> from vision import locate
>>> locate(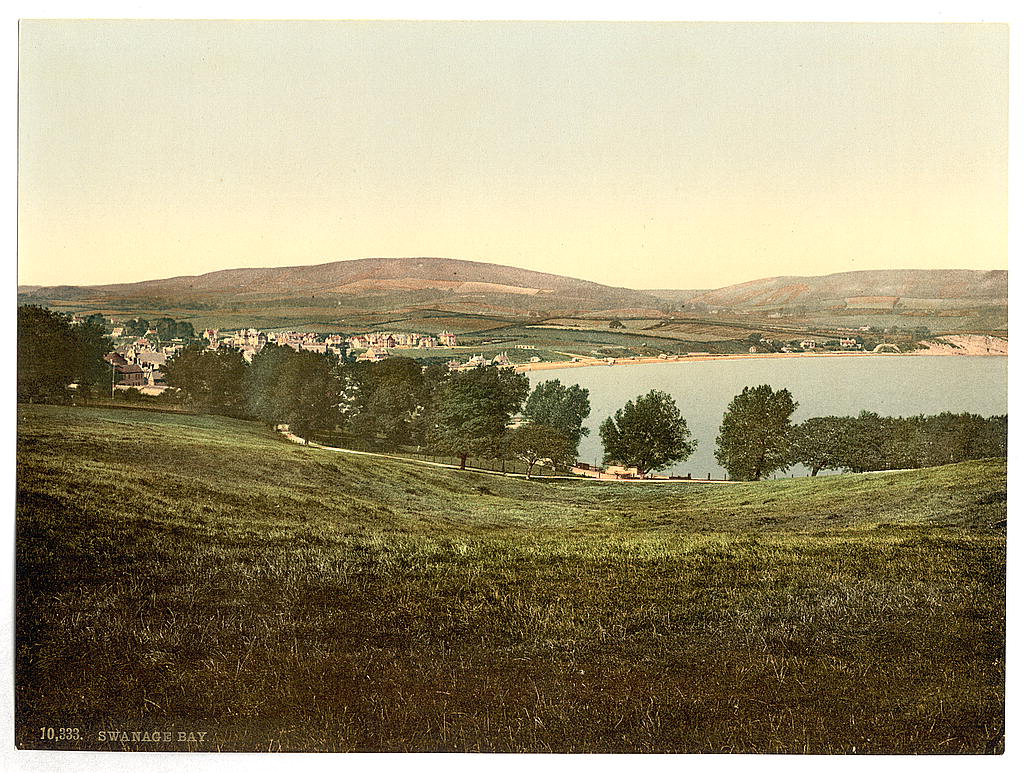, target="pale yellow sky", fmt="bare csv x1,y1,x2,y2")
17,21,1008,290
